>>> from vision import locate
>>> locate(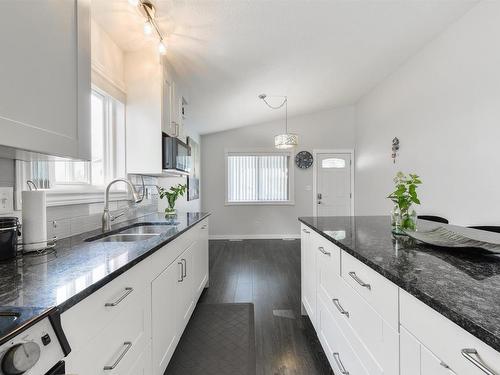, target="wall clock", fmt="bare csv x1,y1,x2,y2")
295,151,313,169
